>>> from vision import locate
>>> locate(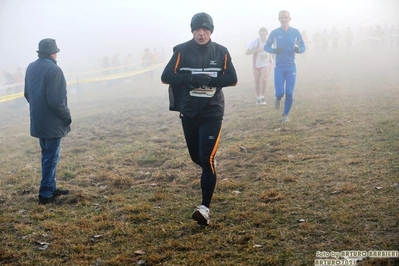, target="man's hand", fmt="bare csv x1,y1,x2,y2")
294,47,300,53
273,48,282,54
191,74,211,88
